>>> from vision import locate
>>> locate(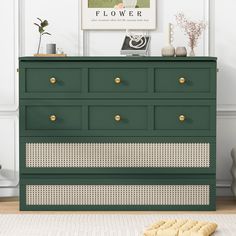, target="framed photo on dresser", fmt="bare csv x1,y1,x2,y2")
81,0,156,30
